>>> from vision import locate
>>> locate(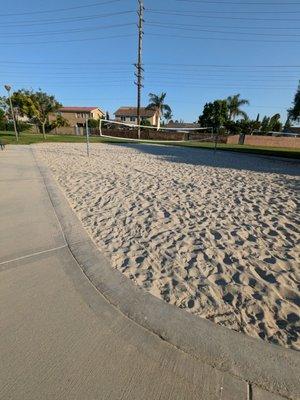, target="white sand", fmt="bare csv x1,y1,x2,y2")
37,143,300,350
